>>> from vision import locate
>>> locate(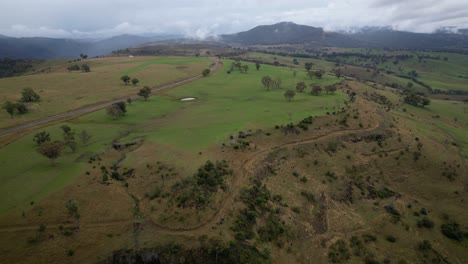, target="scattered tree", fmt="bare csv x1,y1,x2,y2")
333,68,343,78
61,125,77,152
126,98,132,105
107,102,126,119
311,85,323,95
293,58,299,65
2,101,16,118
37,141,64,165
138,86,151,100
80,64,90,72
202,68,211,77
131,78,139,85
79,130,92,145
15,103,28,114
241,65,249,73
67,64,80,71
404,93,431,107
284,89,296,101
21,87,40,102
314,70,323,79
255,62,261,71
79,54,88,59
296,82,306,92
292,70,297,78
120,75,131,85
305,62,313,71
272,78,282,89
325,85,337,94
65,199,80,229
33,131,51,145
261,76,273,90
